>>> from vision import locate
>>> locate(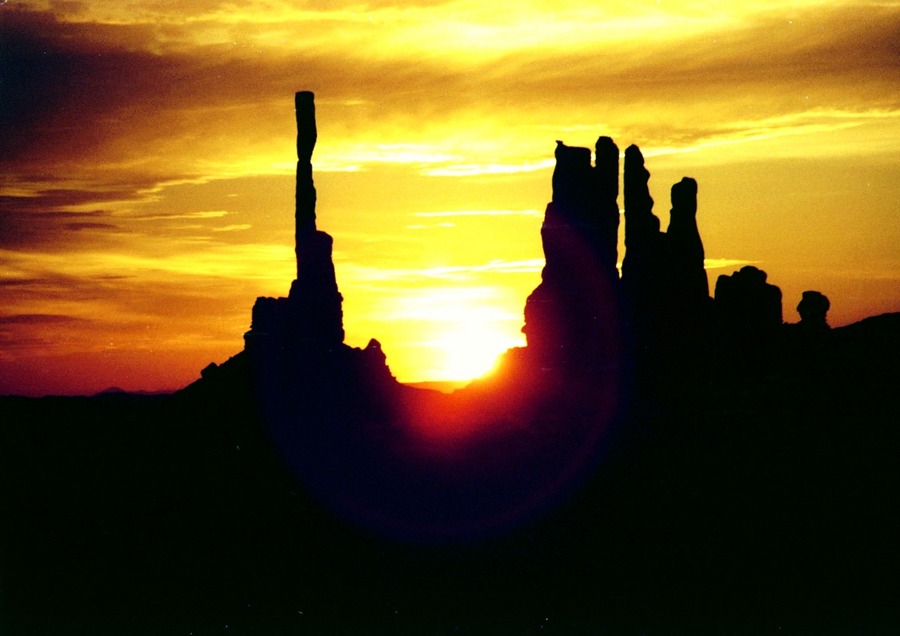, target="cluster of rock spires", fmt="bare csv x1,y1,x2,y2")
194,90,897,545
237,91,833,385
519,136,830,377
